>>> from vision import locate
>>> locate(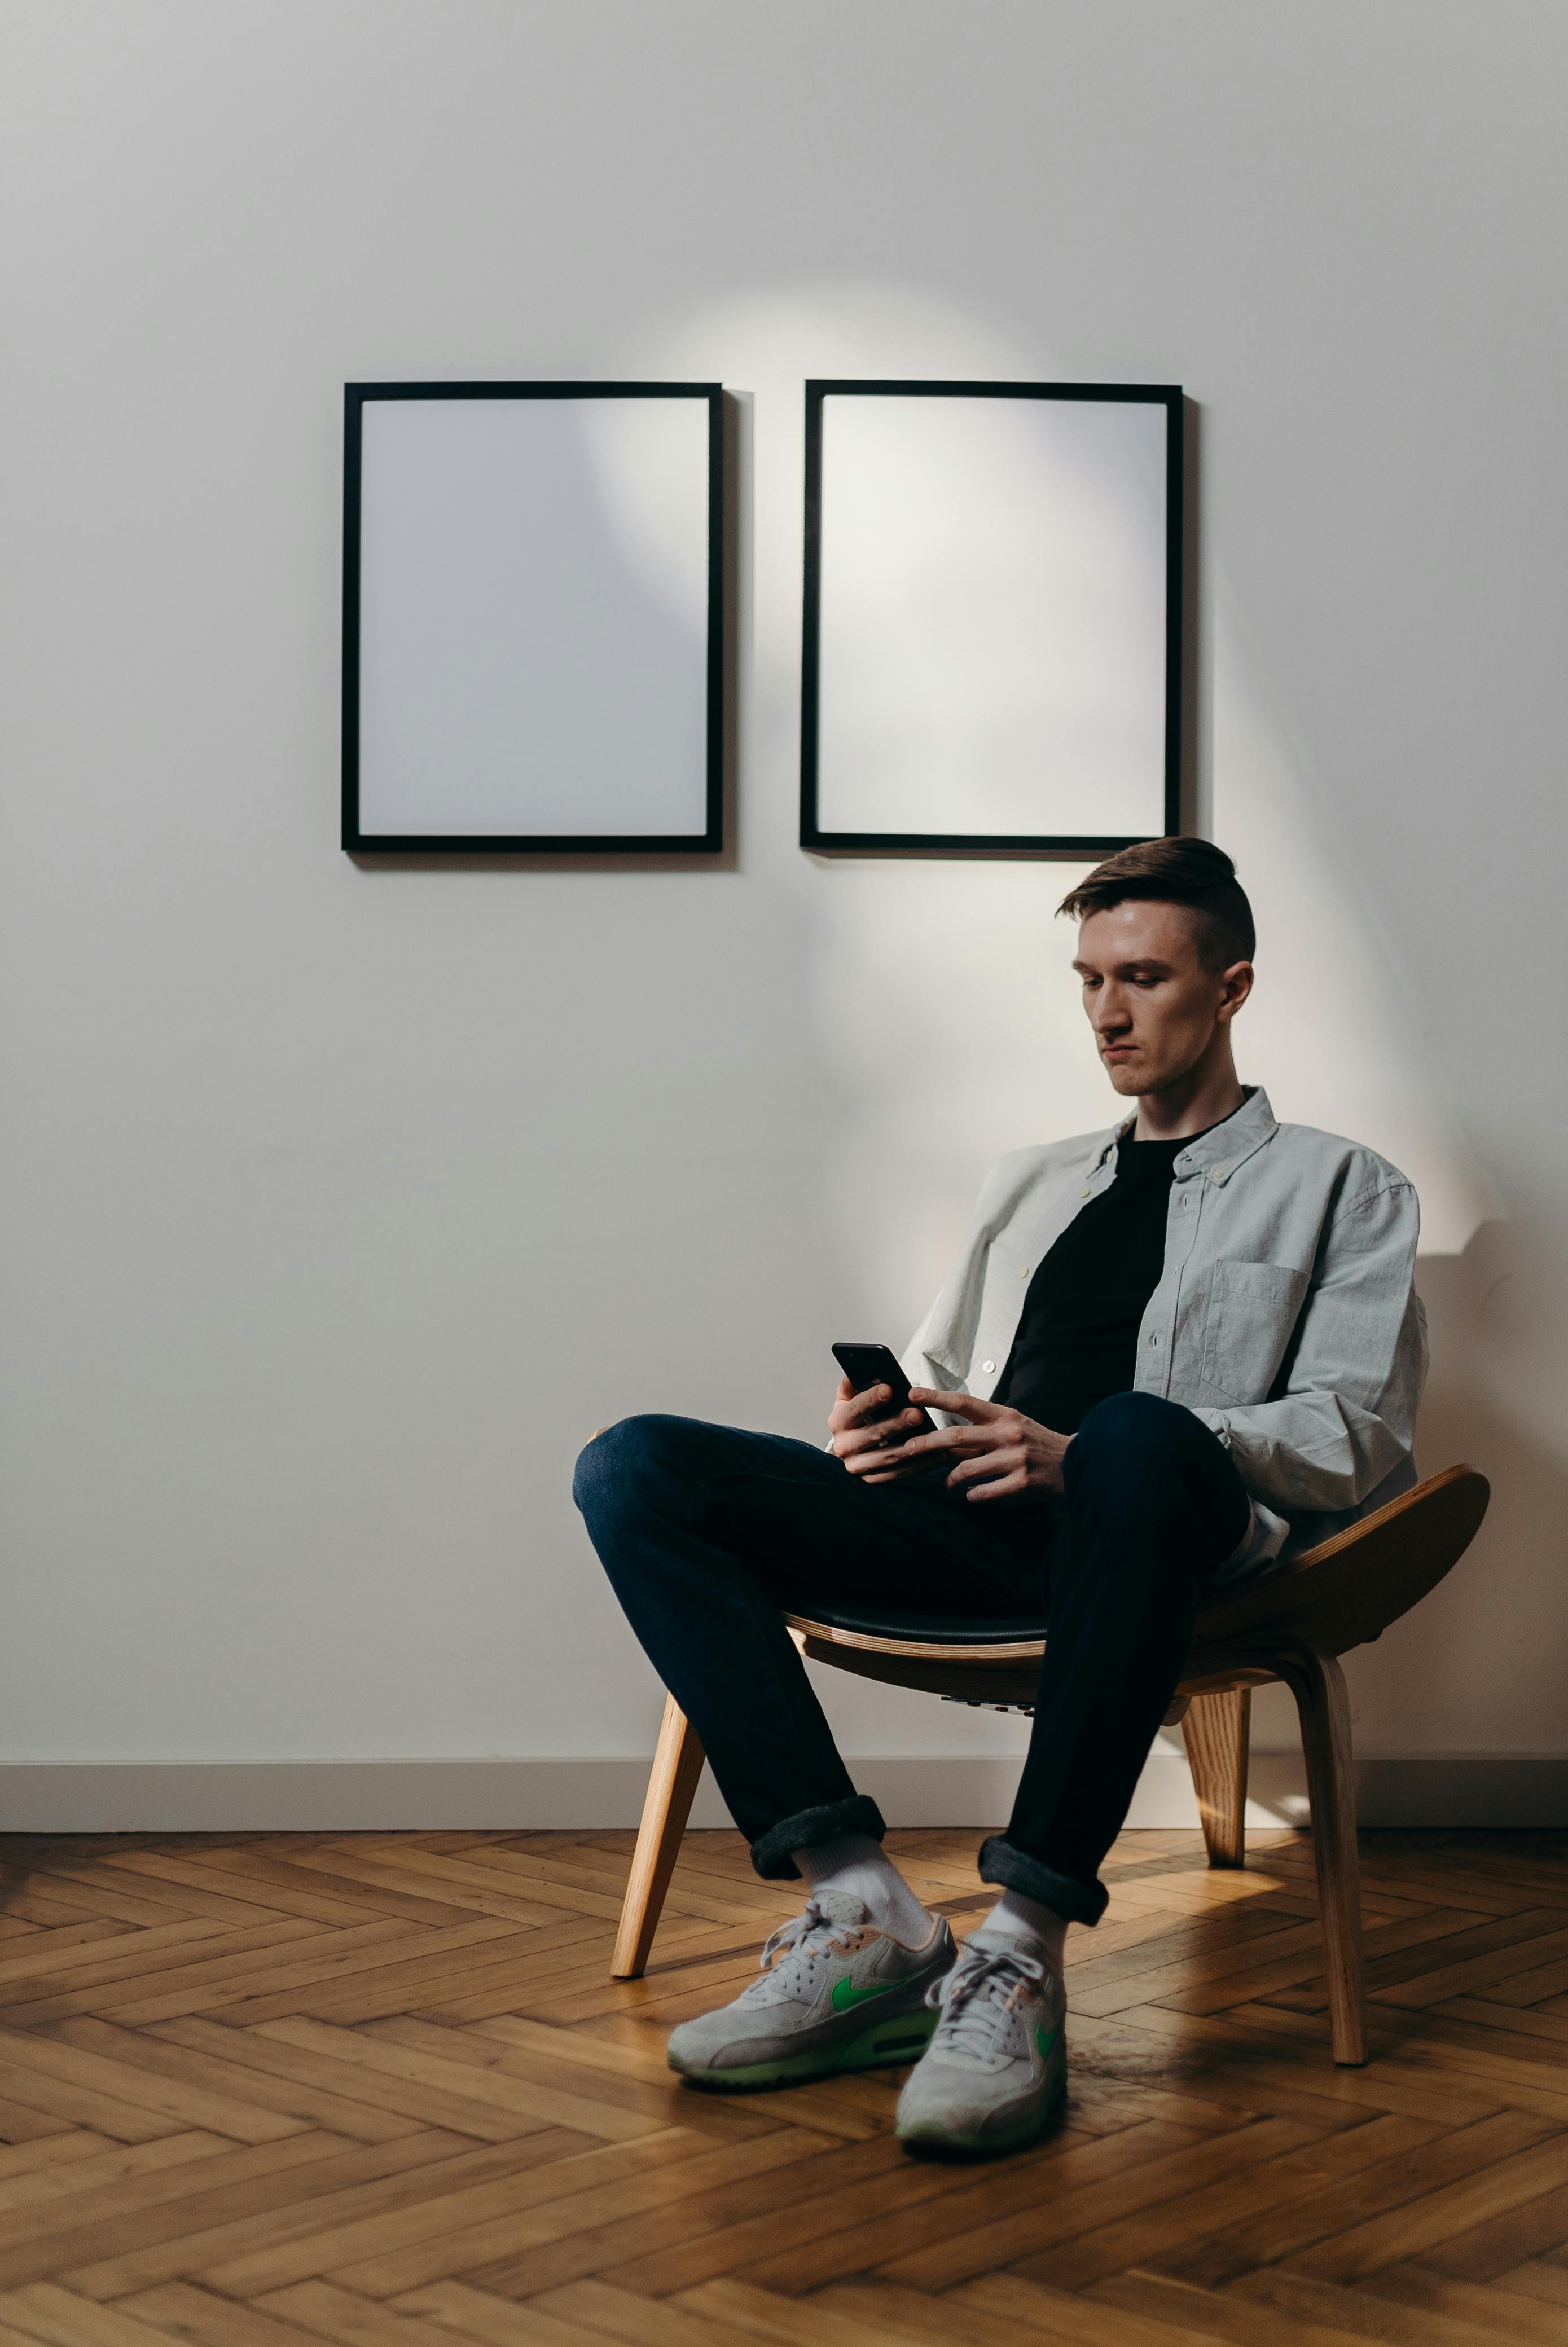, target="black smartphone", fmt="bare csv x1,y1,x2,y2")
831,1343,937,1437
